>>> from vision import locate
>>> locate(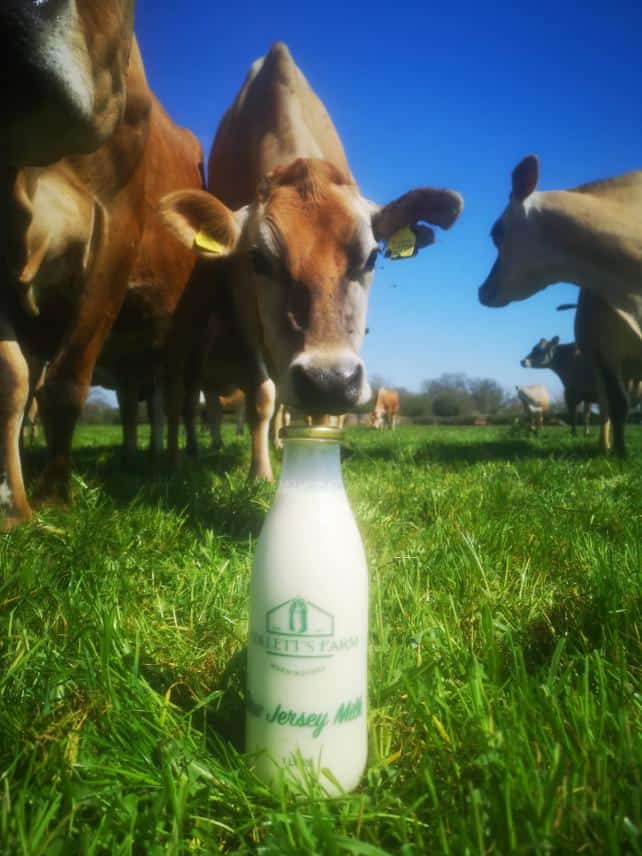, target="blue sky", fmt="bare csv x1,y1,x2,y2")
132,1,642,400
